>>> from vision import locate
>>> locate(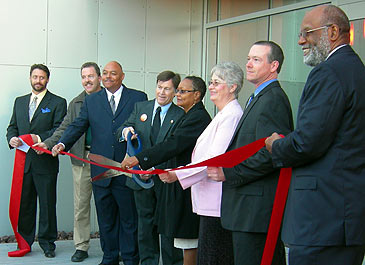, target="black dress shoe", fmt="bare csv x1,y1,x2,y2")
71,250,88,262
44,249,55,258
